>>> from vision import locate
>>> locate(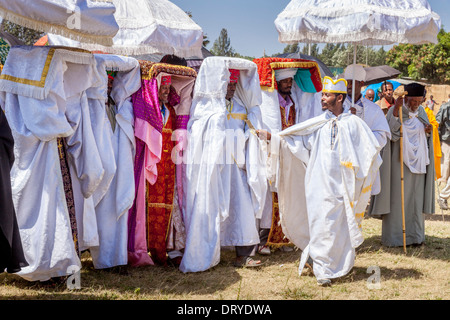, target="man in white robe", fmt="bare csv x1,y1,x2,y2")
180,57,267,272
343,64,391,196
87,54,141,270
269,76,382,286
254,61,323,255
0,46,106,281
